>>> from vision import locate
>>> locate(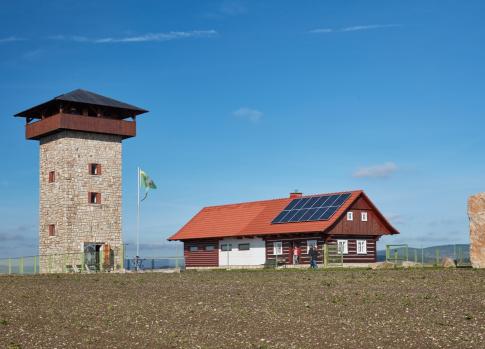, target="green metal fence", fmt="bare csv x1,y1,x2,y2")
0,251,185,275
385,244,471,266
386,244,409,264
323,243,344,267
0,256,38,274
124,256,185,271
